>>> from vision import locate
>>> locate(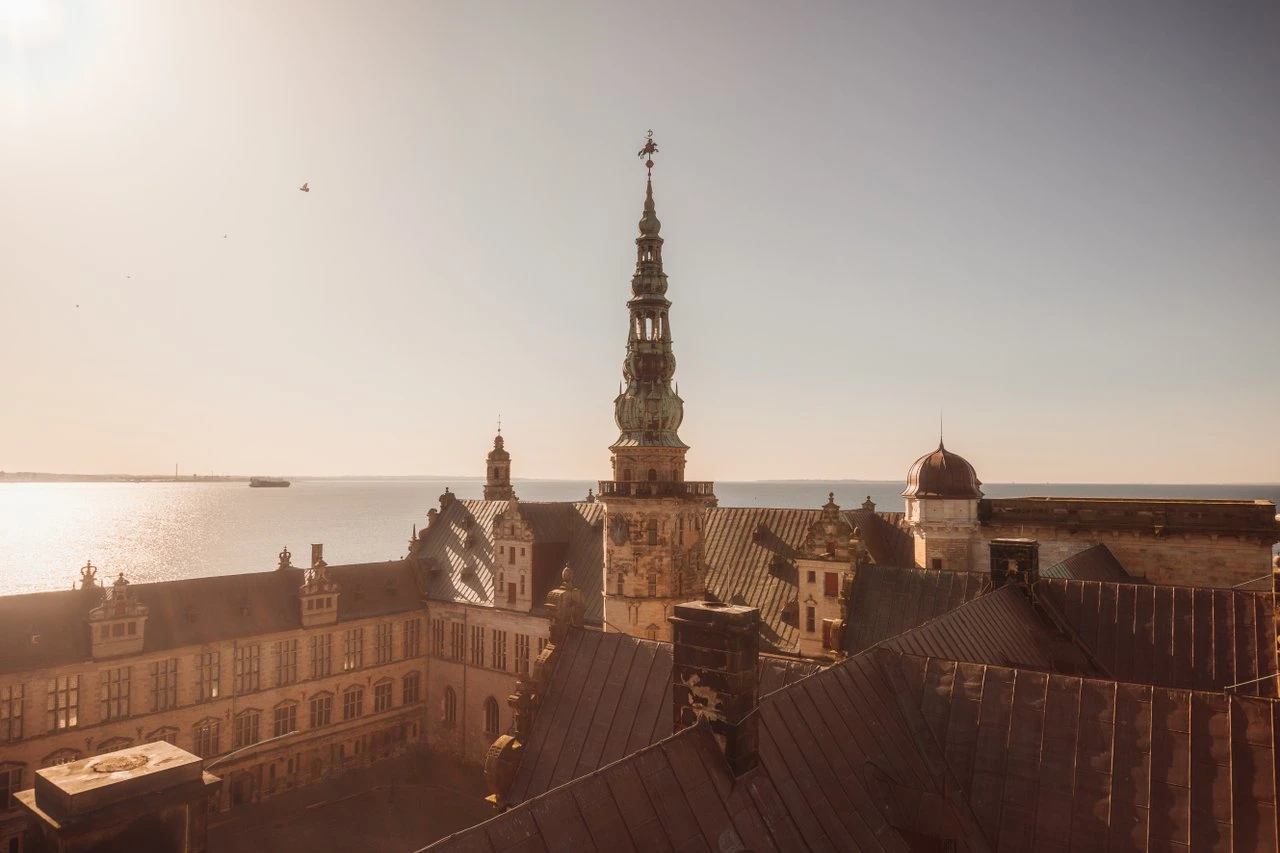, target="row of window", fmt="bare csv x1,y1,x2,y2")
0,620,422,742
427,620,545,676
